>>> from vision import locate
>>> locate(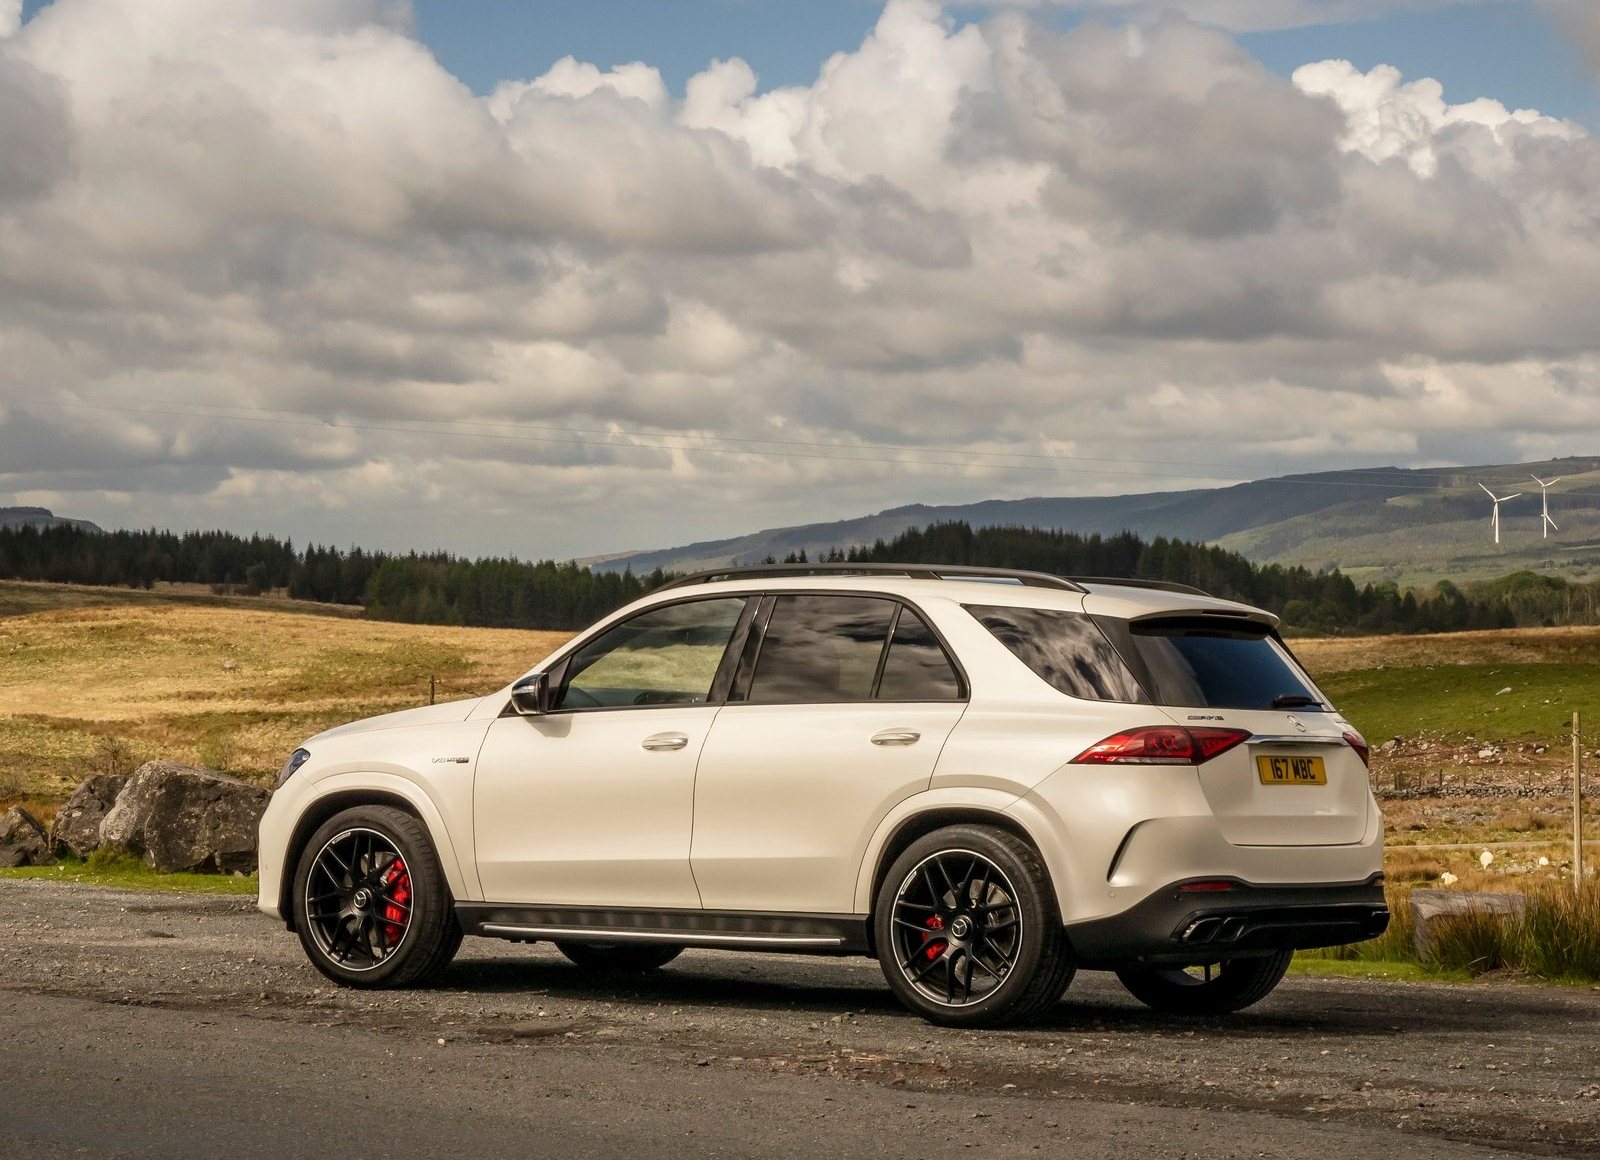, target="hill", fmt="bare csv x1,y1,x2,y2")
0,507,101,534
0,580,566,805
588,457,1600,586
